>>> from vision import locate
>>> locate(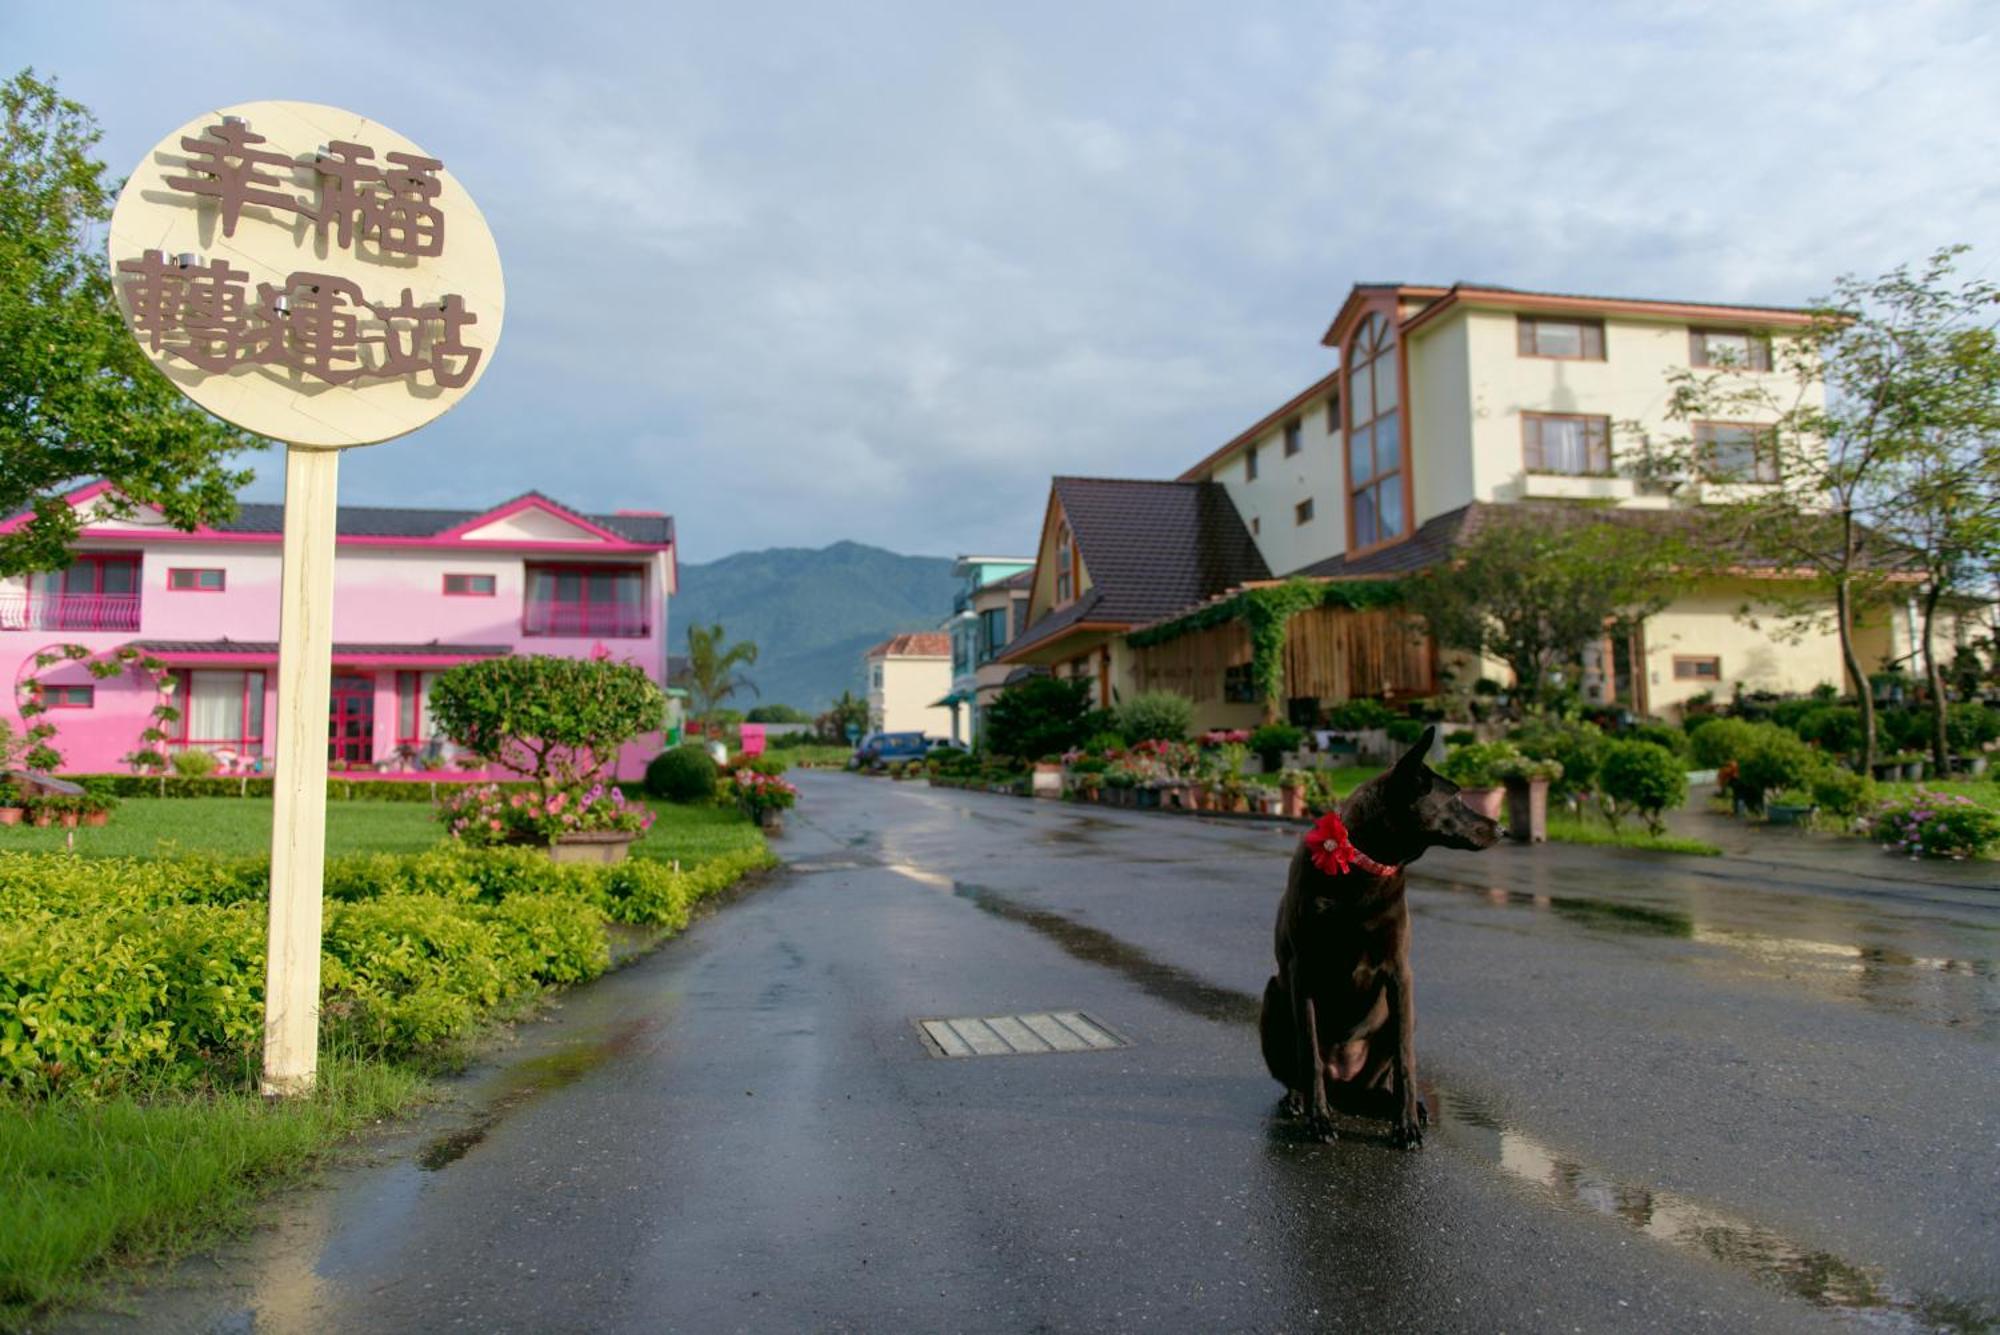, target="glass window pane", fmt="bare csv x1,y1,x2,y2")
99,562,137,594
1377,475,1404,537
1374,356,1398,414
556,573,583,602
246,672,265,742
1374,413,1400,478
1350,361,1373,425
1535,322,1583,358
1348,427,1374,485
1353,487,1378,548
189,671,245,742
